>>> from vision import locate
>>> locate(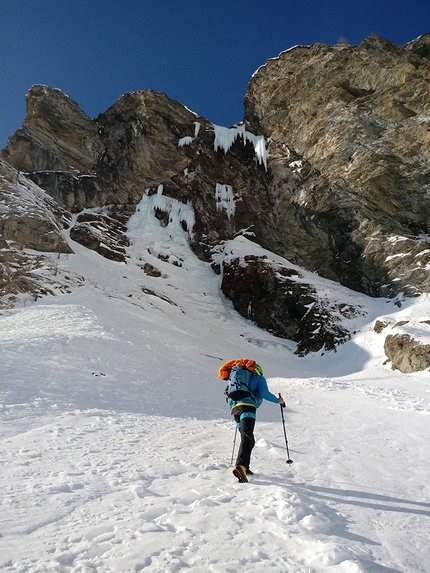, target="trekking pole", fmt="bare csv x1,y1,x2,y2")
279,393,293,465
230,425,238,466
